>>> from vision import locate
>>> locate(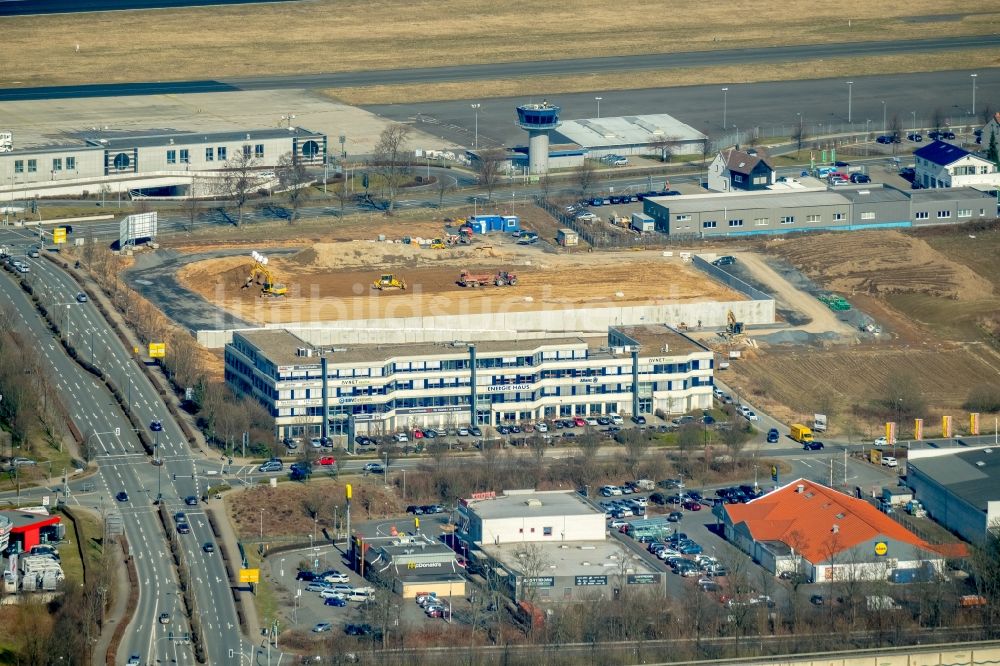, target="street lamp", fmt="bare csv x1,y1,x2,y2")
733,125,740,148
971,73,978,116
470,103,481,149
721,88,728,129
911,110,917,134
882,100,887,133
281,114,296,129
846,81,854,124
595,96,602,119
